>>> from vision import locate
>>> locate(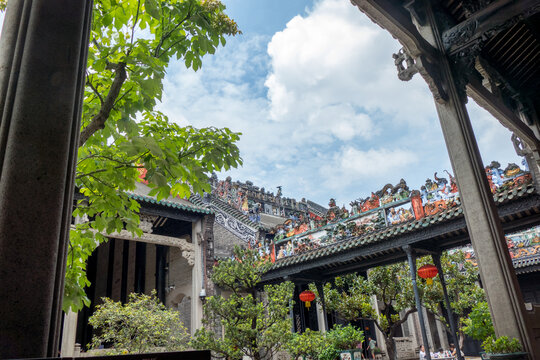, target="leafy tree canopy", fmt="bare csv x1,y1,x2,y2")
60,0,243,312
462,301,494,343
313,250,485,360
191,246,294,360
89,291,189,354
